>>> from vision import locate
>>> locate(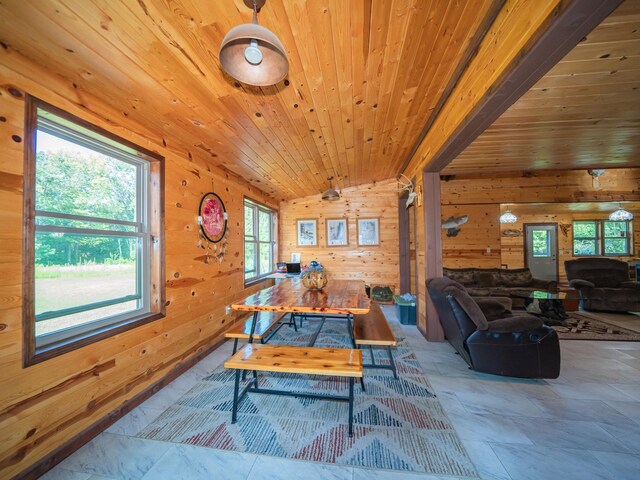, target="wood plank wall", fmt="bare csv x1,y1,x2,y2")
0,61,276,478
440,169,640,279
279,179,400,293
500,208,640,284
